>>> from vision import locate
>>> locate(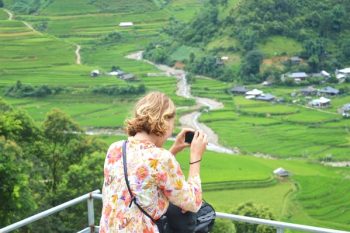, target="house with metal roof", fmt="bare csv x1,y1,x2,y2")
318,86,339,96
